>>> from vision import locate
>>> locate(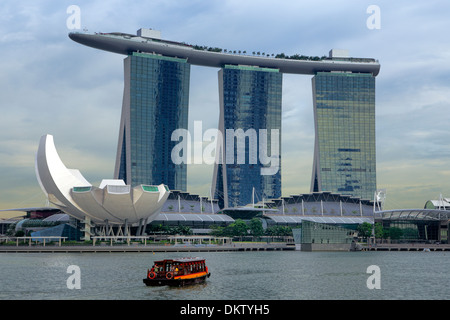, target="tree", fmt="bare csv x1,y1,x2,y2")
6,223,17,236
357,222,373,240
231,219,248,237
388,227,403,240
374,222,384,239
171,225,192,235
248,218,264,237
265,225,292,237
15,230,25,237
209,225,225,237
148,224,170,234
